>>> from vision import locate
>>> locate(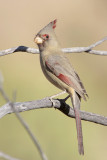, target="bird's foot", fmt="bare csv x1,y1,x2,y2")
49,90,67,107
49,96,56,107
